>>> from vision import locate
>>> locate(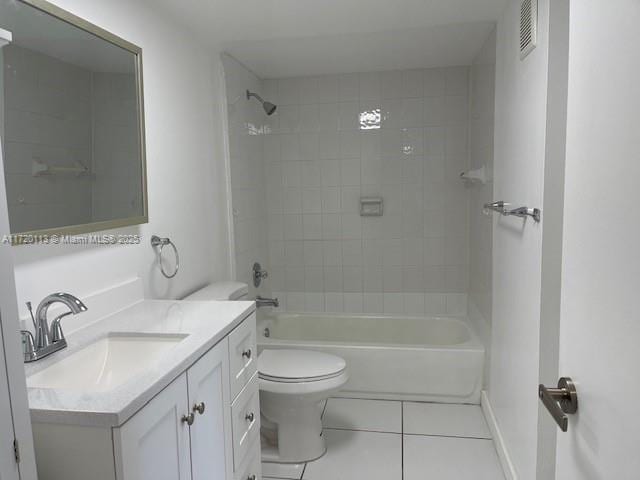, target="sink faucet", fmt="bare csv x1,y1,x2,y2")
22,293,87,363
255,296,279,308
